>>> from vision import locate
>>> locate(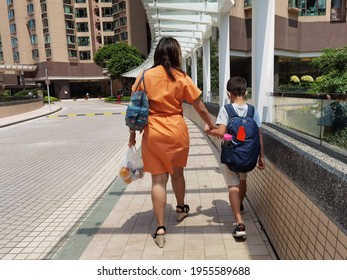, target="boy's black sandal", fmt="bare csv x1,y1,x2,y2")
176,204,190,222
153,226,166,248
